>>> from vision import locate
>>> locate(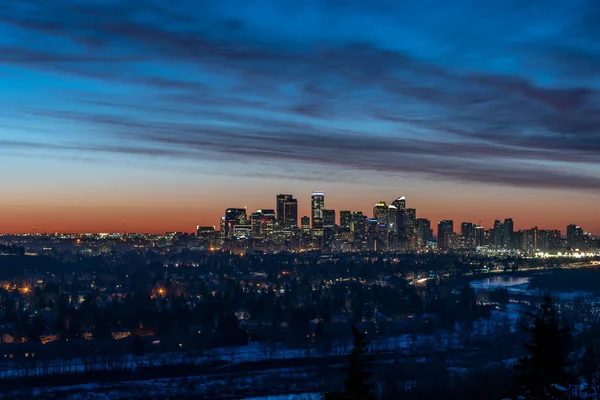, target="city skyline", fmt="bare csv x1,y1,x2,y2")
1,1,600,234
0,190,595,236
